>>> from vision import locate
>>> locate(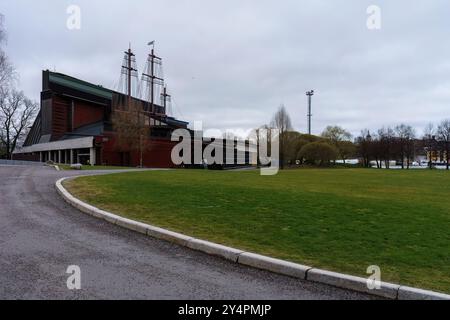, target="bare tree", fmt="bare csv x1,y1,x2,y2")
111,99,150,167
270,104,292,169
0,14,37,159
395,124,415,169
0,89,38,159
271,104,292,133
423,123,436,169
437,120,450,170
370,132,383,168
356,129,372,168
0,14,4,42
0,14,14,88
377,127,395,169
0,51,13,87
